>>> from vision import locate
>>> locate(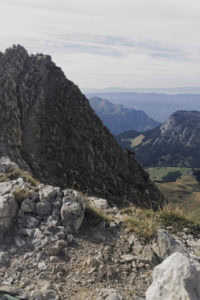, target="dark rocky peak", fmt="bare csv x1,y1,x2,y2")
1,45,29,76
169,110,200,126
0,45,164,208
160,110,200,145
119,110,200,168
